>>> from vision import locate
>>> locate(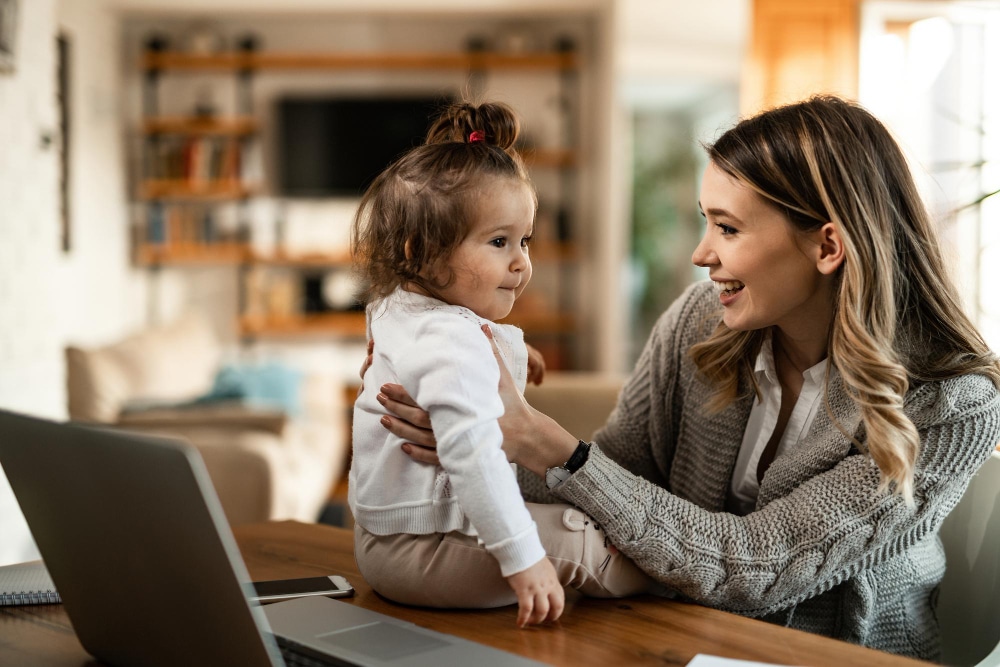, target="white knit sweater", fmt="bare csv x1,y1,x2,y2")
349,288,545,577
